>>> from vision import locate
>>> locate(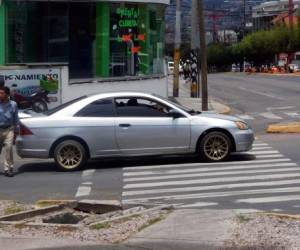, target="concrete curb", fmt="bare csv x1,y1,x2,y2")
260,73,300,77
0,205,63,222
89,204,173,226
228,72,300,77
219,104,231,115
266,122,300,133
172,97,231,115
